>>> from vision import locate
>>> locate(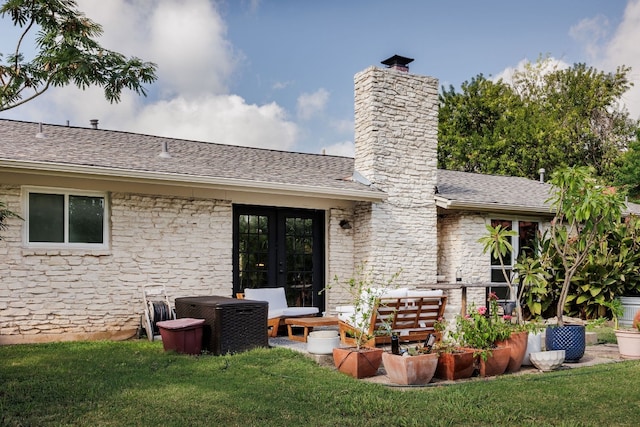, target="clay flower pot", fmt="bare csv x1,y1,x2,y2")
434,348,475,381
496,330,528,373
477,346,511,377
333,347,383,378
382,351,439,385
